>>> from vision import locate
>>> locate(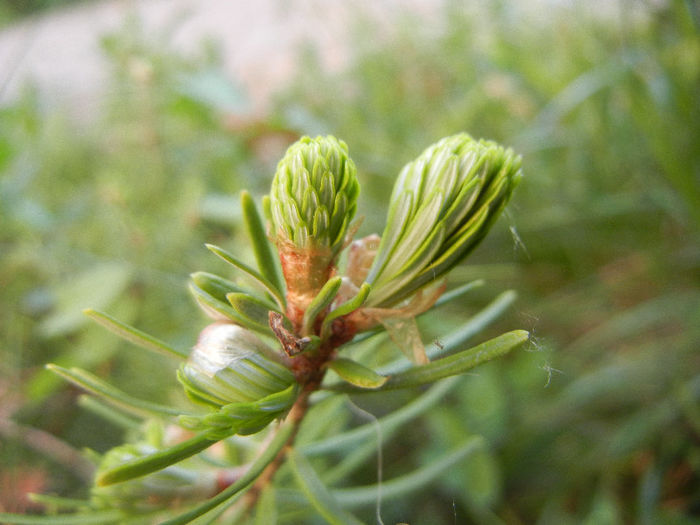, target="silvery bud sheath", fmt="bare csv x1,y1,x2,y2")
177,323,297,437
267,136,359,331
363,133,522,310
